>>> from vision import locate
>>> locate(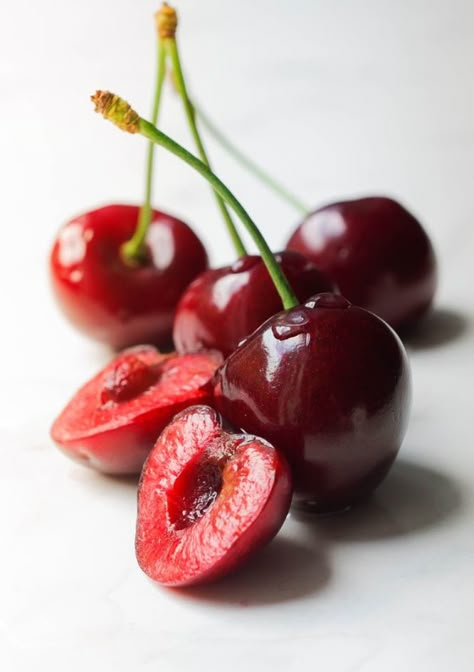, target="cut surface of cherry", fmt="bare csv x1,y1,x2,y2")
213,293,412,512
51,346,222,475
135,405,292,586
173,250,337,357
286,196,437,329
50,204,208,350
